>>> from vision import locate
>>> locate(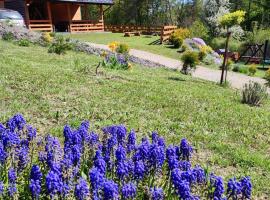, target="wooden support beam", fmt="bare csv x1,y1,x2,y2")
99,5,104,31
67,3,72,32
